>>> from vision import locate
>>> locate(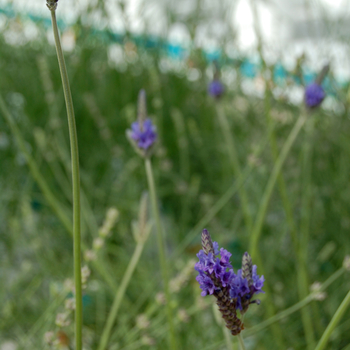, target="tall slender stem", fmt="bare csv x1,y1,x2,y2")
49,8,82,350
223,328,235,350
98,241,147,350
145,158,177,350
298,116,316,348
315,289,350,350
237,333,246,350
